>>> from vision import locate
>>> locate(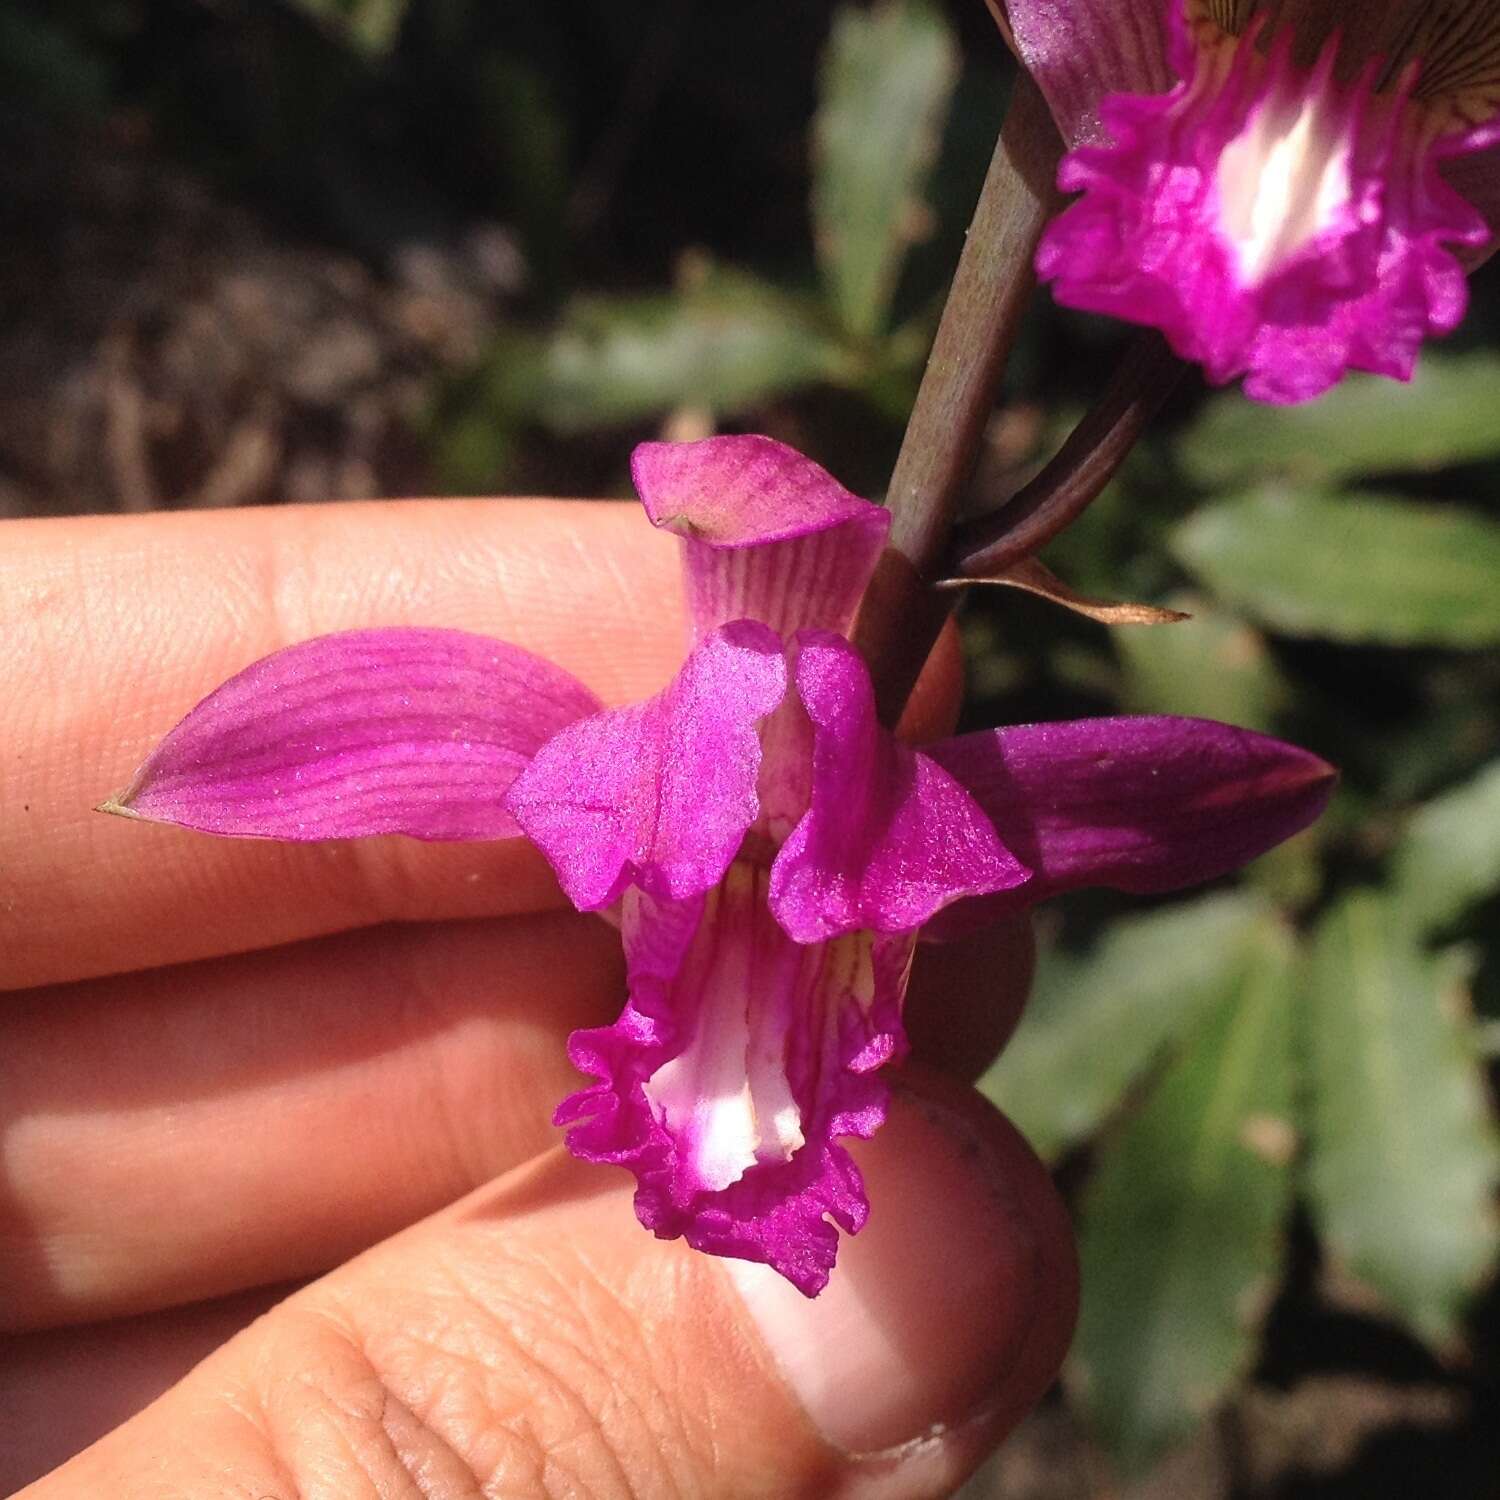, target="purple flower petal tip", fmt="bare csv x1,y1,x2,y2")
632,435,893,645
632,435,889,549
112,628,602,842
925,715,1336,937
504,621,787,911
